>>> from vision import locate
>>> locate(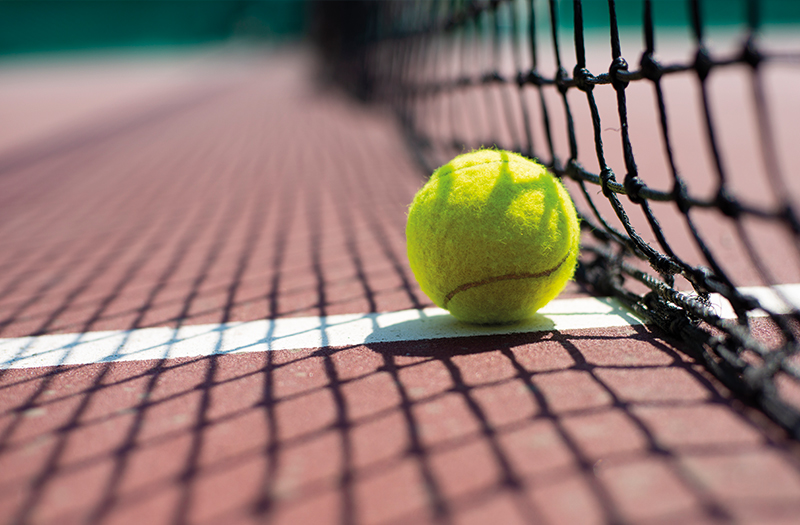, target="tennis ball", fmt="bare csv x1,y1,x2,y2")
406,149,579,325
